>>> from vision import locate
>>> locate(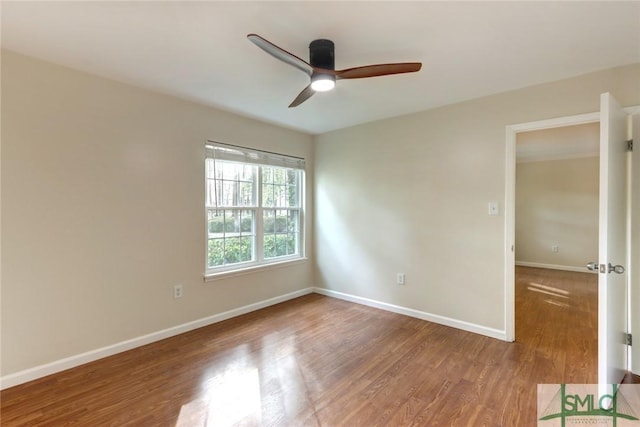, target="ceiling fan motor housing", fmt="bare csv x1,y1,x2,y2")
309,39,335,70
